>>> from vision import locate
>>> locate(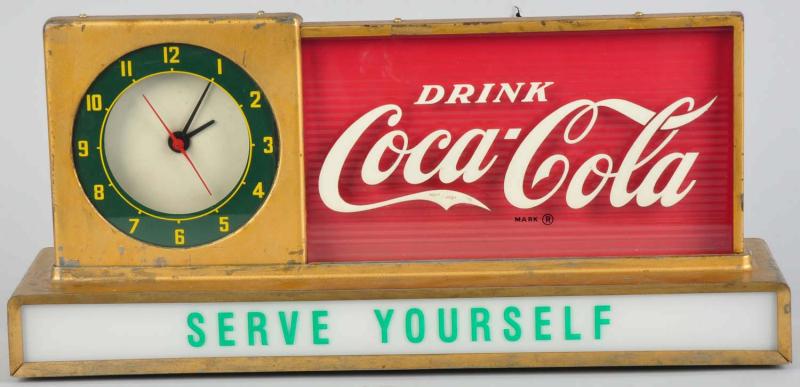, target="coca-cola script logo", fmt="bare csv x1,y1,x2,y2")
319,82,715,213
